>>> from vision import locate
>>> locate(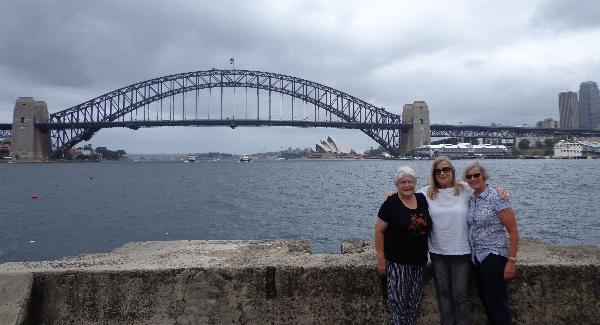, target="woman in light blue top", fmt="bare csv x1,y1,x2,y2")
464,161,519,325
